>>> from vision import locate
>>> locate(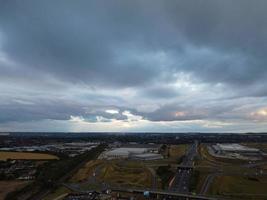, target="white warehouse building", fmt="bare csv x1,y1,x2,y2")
130,153,163,160
212,143,260,154
102,147,162,160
